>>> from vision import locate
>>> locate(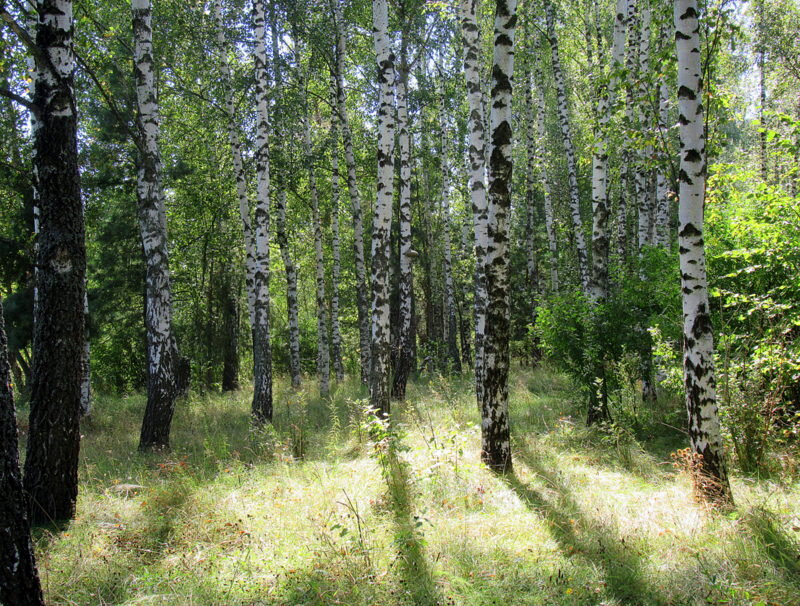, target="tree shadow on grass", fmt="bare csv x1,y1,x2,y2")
743,506,800,583
506,441,669,606
384,444,442,606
